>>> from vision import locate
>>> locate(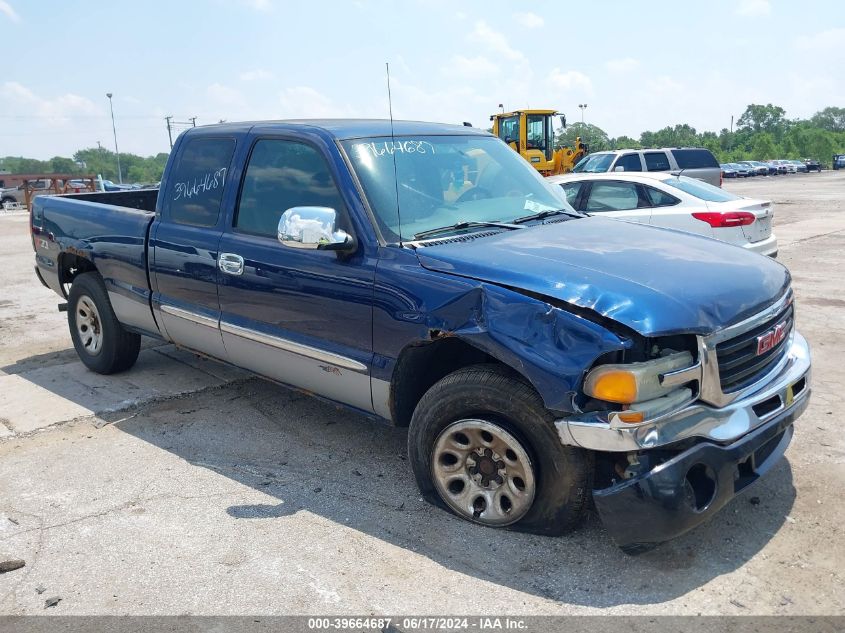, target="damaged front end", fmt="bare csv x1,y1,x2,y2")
555,291,811,552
